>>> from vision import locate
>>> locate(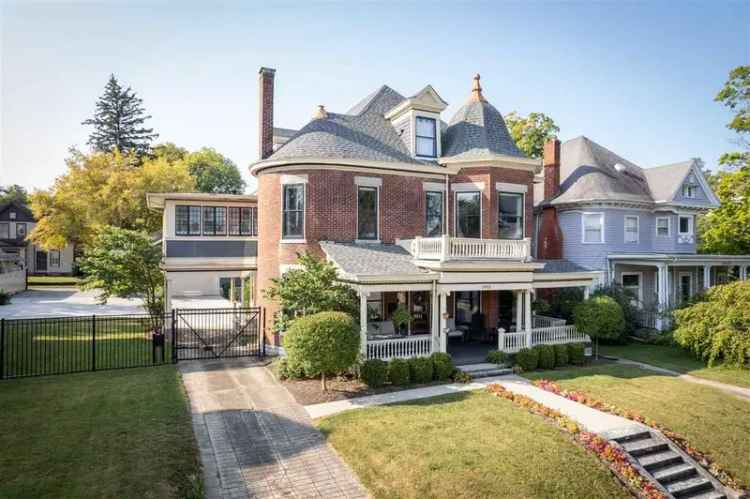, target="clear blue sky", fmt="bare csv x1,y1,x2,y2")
2,1,748,194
